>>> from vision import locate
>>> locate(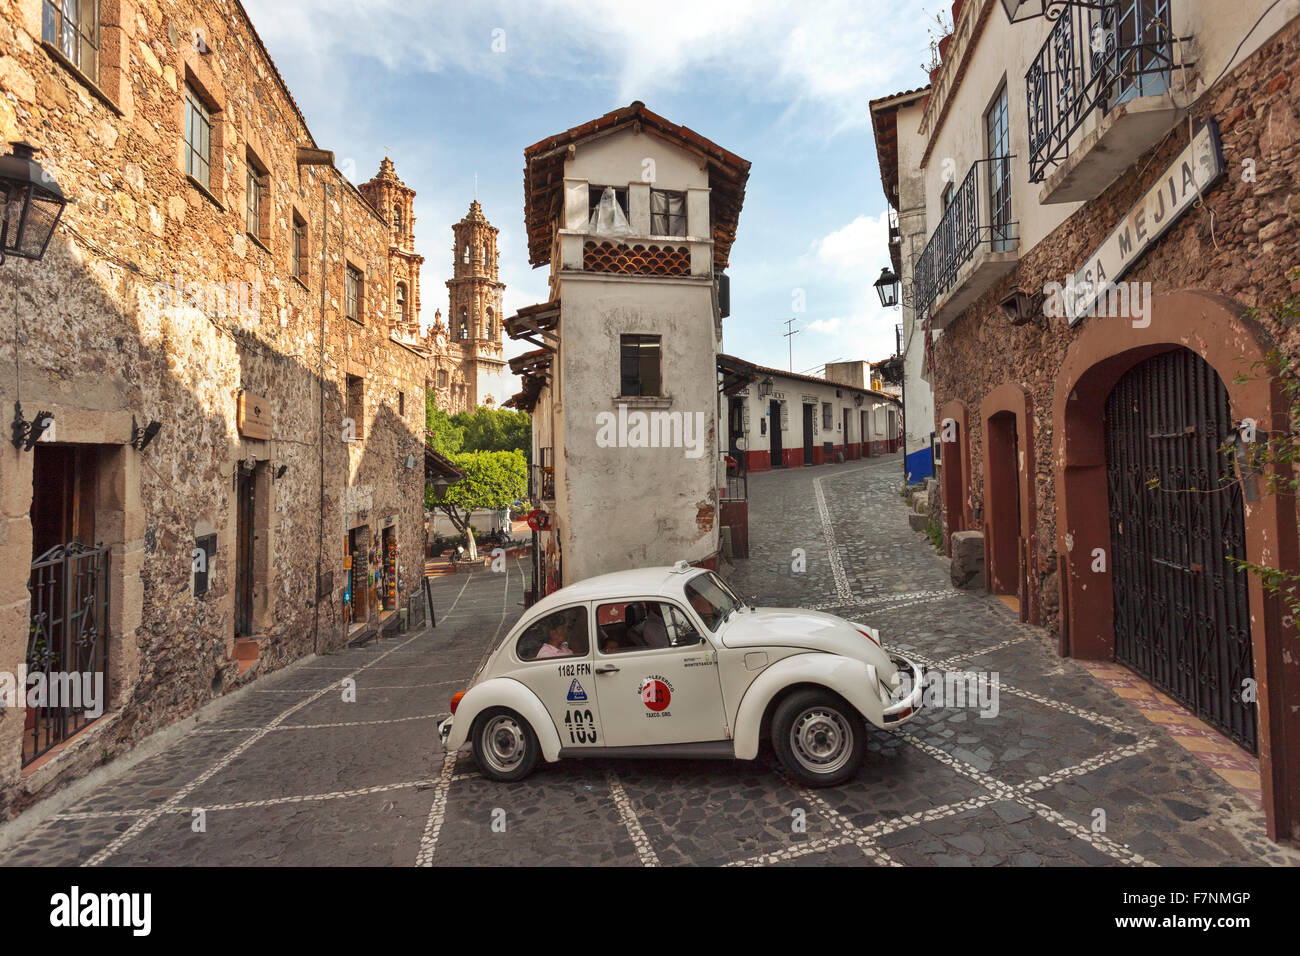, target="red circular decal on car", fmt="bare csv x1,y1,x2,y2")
641,679,671,712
